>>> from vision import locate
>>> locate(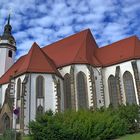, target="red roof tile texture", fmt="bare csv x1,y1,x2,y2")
0,42,61,84
43,29,100,67
0,55,26,84
0,29,140,84
96,36,140,66
17,42,60,75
